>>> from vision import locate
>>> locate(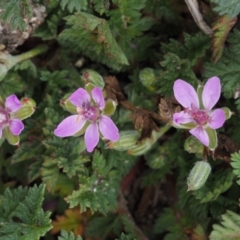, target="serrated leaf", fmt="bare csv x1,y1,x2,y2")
158,53,198,96
203,30,240,110
58,230,83,240
116,233,137,240
52,208,91,235
161,32,211,67
41,157,59,193
0,0,32,30
0,184,52,239
58,156,89,178
191,169,235,203
93,0,110,15
231,151,240,185
212,15,237,62
58,12,129,70
60,0,87,12
210,0,240,18
210,210,240,239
